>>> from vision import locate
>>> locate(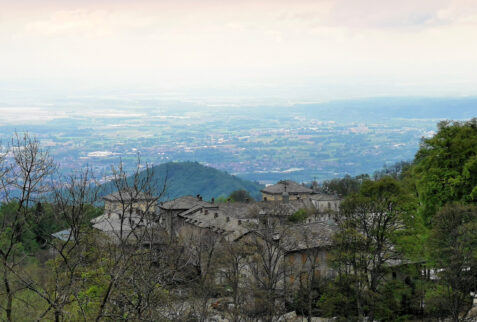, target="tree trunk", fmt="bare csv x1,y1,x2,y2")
55,310,61,322
3,267,13,322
